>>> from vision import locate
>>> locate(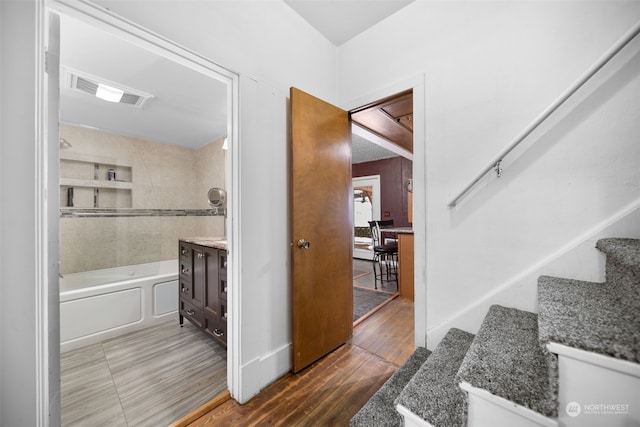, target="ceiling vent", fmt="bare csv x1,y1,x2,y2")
61,67,155,108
